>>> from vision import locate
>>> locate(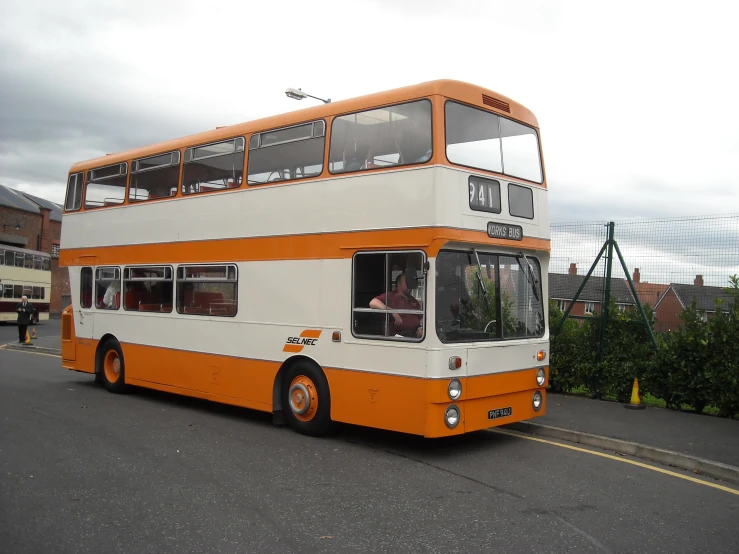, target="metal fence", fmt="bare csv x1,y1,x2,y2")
548,214,739,413
551,214,739,303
